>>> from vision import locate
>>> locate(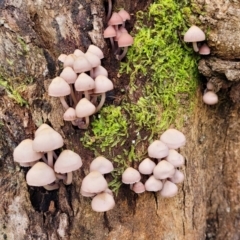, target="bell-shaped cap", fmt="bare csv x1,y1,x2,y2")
14,139,42,163
74,49,85,57
90,156,114,174
63,54,76,68
203,91,218,105
54,150,82,173
122,167,141,184
166,149,184,167
147,140,169,159
26,162,56,186
73,56,92,73
33,127,64,152
169,170,184,184
58,54,67,62
160,180,178,198
94,75,113,94
35,124,52,137
138,158,156,175
87,45,104,59
145,175,163,192
118,32,134,47
118,9,130,21
153,160,175,180
104,26,116,38
114,26,128,41
63,107,76,121
160,129,186,149
108,12,123,26
60,66,78,84
131,181,145,194
184,25,205,42
199,43,210,55
91,192,115,212
74,73,95,92
84,52,101,68
75,98,96,118
48,77,71,97
92,66,108,79
81,171,108,193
